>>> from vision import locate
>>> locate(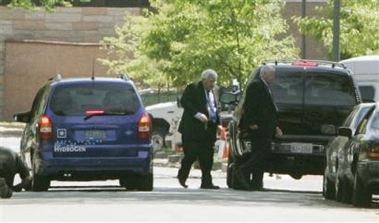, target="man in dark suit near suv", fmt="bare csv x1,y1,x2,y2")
235,65,282,191
177,69,222,189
